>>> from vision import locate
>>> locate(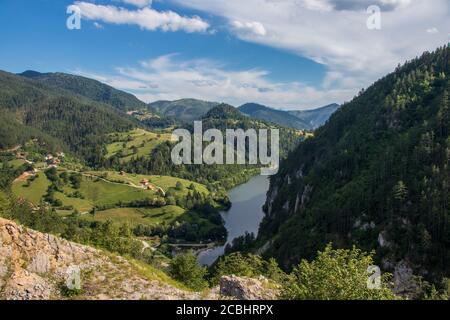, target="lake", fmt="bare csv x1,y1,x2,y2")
197,175,270,266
